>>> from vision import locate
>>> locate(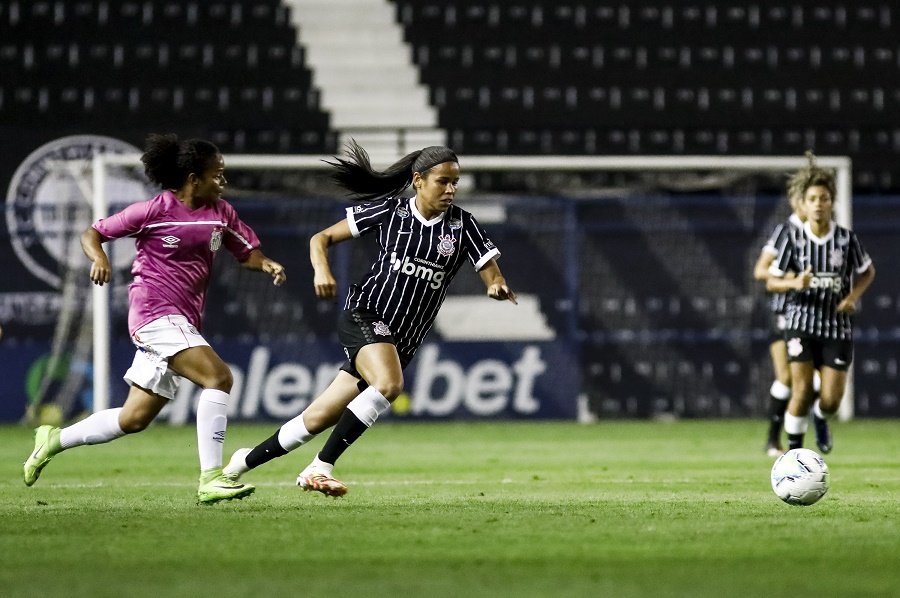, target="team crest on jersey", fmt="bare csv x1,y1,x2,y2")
787,337,803,357
447,217,462,230
396,205,410,218
829,248,843,268
372,321,391,336
210,228,223,252
436,234,457,256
